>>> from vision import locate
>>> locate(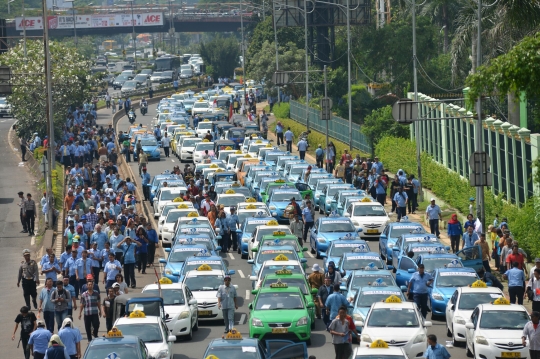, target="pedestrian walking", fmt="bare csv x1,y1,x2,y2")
138,151,148,176
141,167,151,201
18,249,39,309
216,275,238,333
117,236,141,288
18,191,28,233
325,283,350,321
504,261,526,305
447,214,463,253
135,226,149,274
297,137,308,160
58,318,82,359
78,279,102,341
318,277,334,328
20,136,28,161
50,280,71,332
424,334,451,359
146,223,158,267
24,193,37,236
275,121,284,146
161,133,170,158
425,198,442,237
38,278,56,333
315,145,324,168
28,320,52,359
61,277,77,317
284,127,294,152
393,187,408,222
527,268,540,312
522,311,540,359
12,306,37,359
328,306,353,359
301,200,315,246
103,253,122,289
102,288,116,332
474,233,492,273
308,264,324,319
406,264,433,318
